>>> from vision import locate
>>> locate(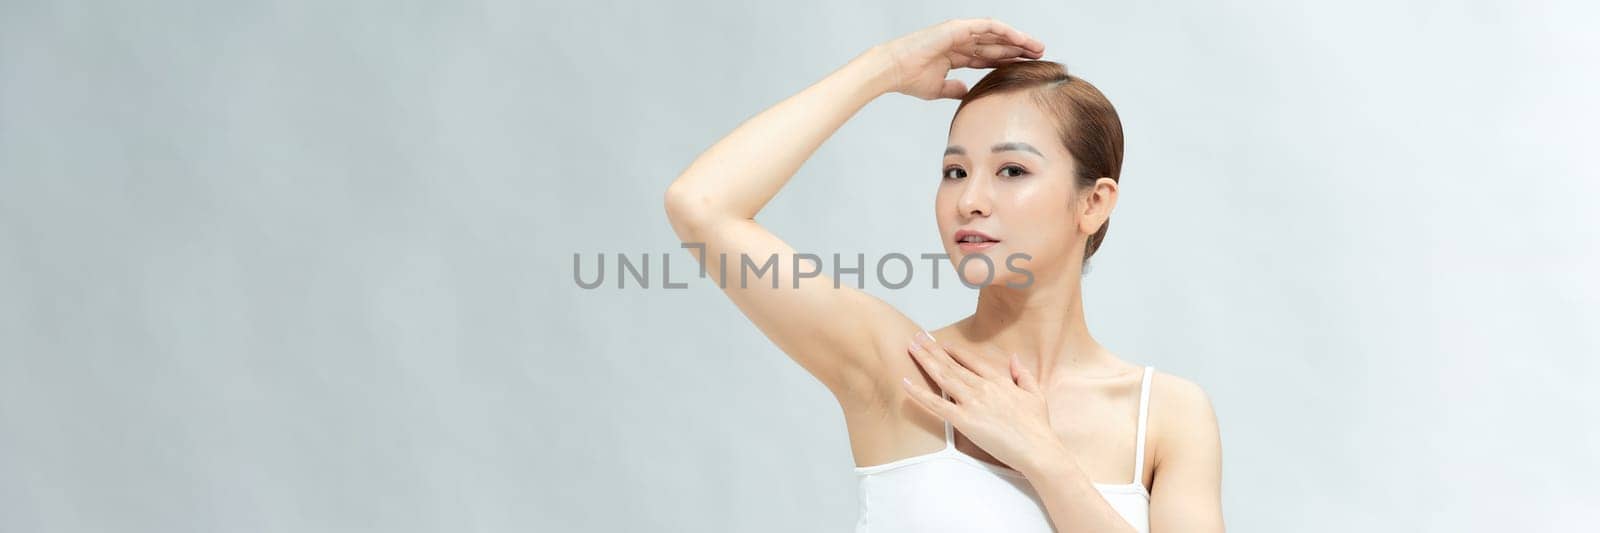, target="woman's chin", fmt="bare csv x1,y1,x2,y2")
948,246,1042,289
954,255,1004,287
